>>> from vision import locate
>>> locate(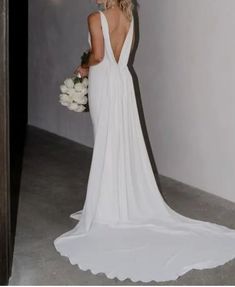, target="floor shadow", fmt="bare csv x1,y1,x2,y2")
128,1,166,200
